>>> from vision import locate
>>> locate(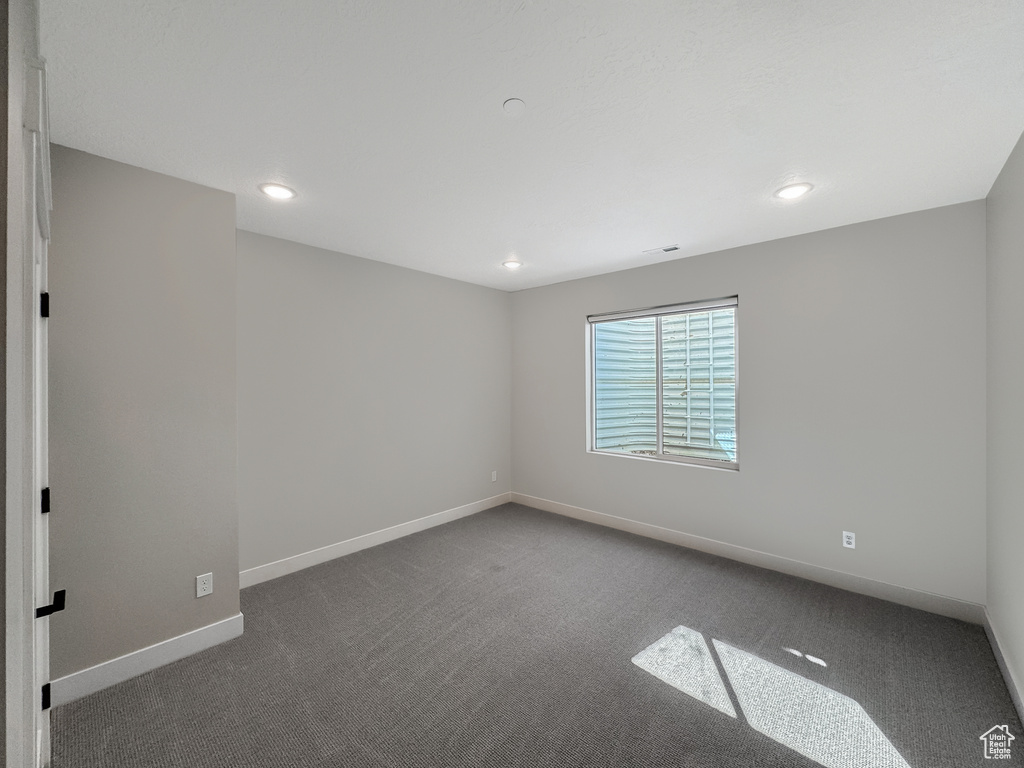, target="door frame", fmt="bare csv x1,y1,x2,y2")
29,53,52,767
6,6,52,761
